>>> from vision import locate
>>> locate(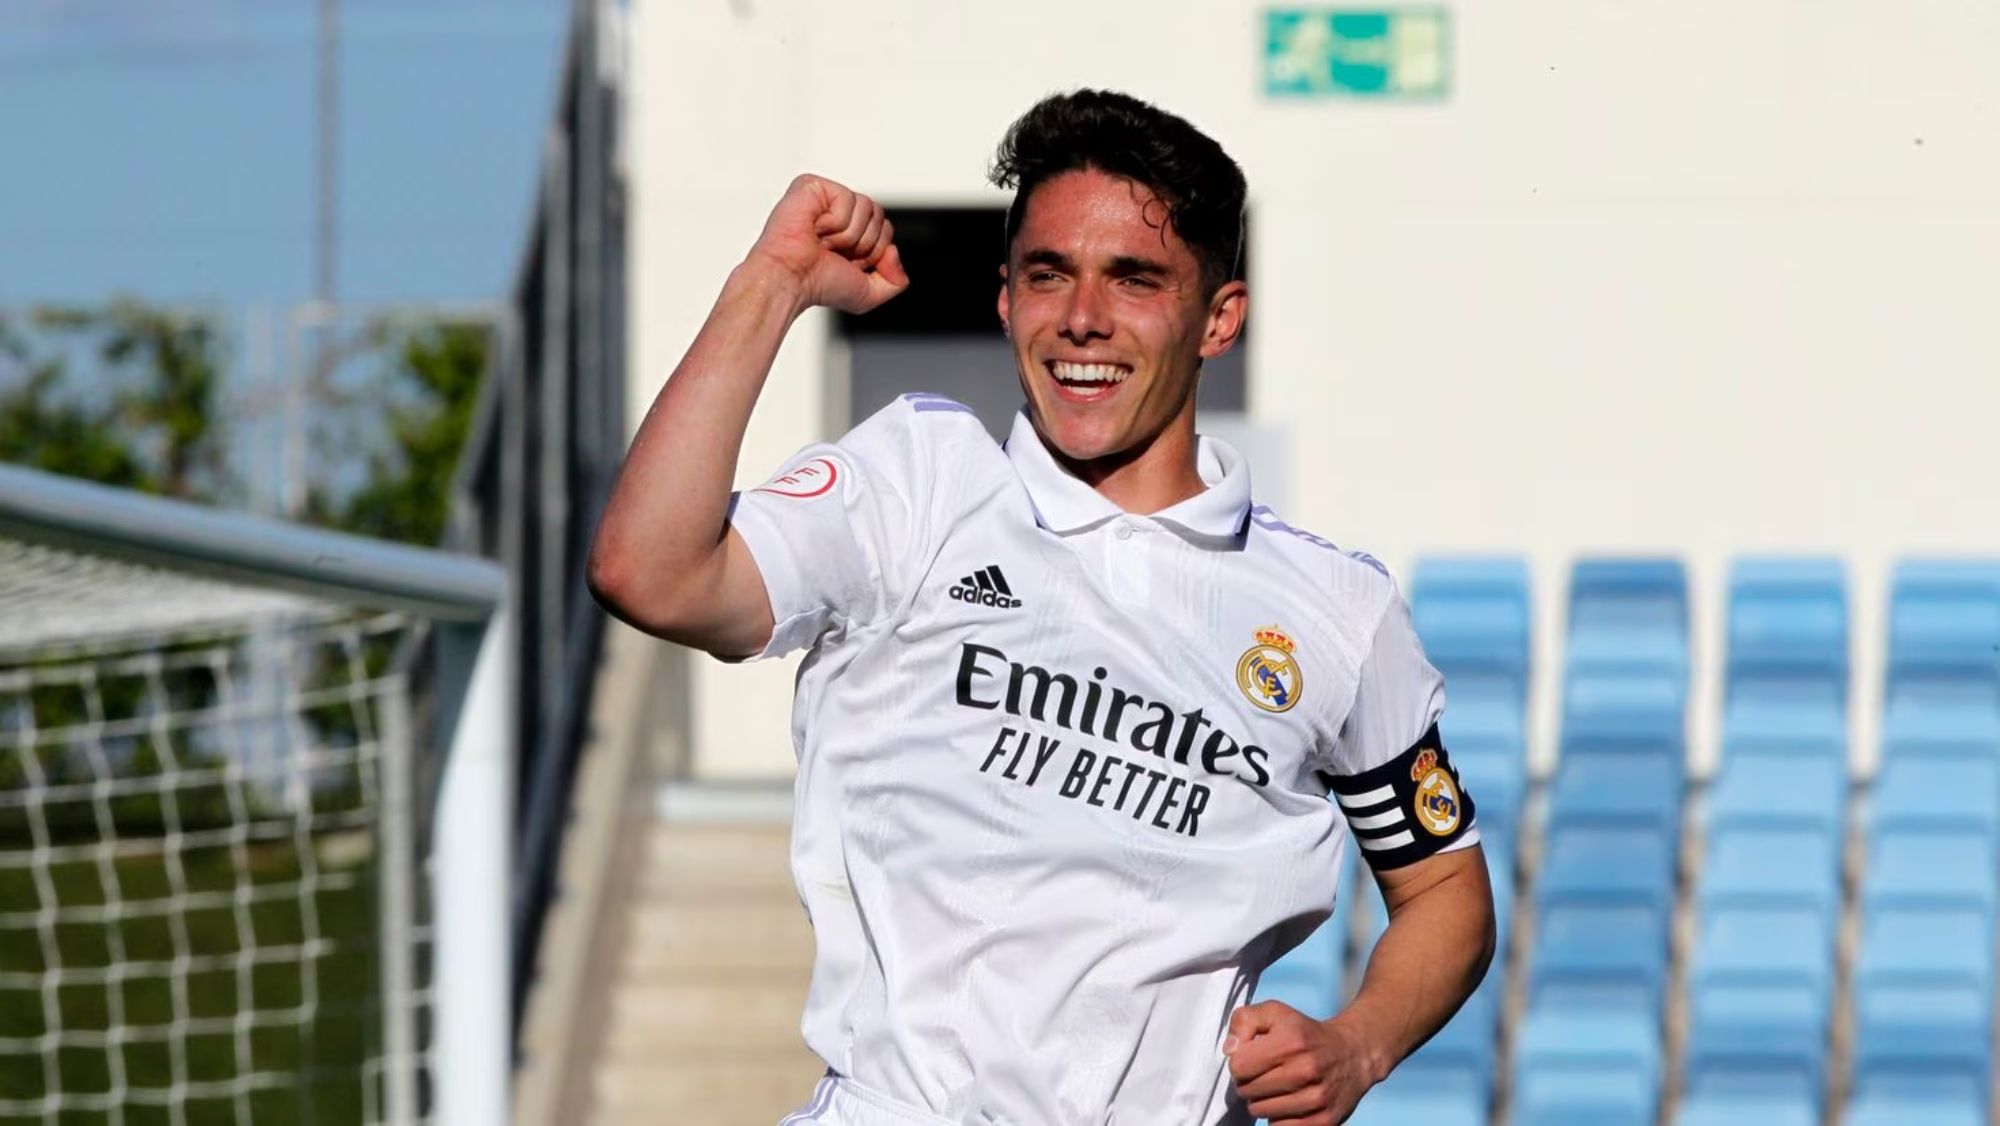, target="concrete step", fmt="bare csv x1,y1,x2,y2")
594,1050,824,1126
587,803,822,1126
